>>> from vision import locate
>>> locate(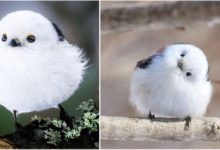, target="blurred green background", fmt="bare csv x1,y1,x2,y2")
0,1,99,136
